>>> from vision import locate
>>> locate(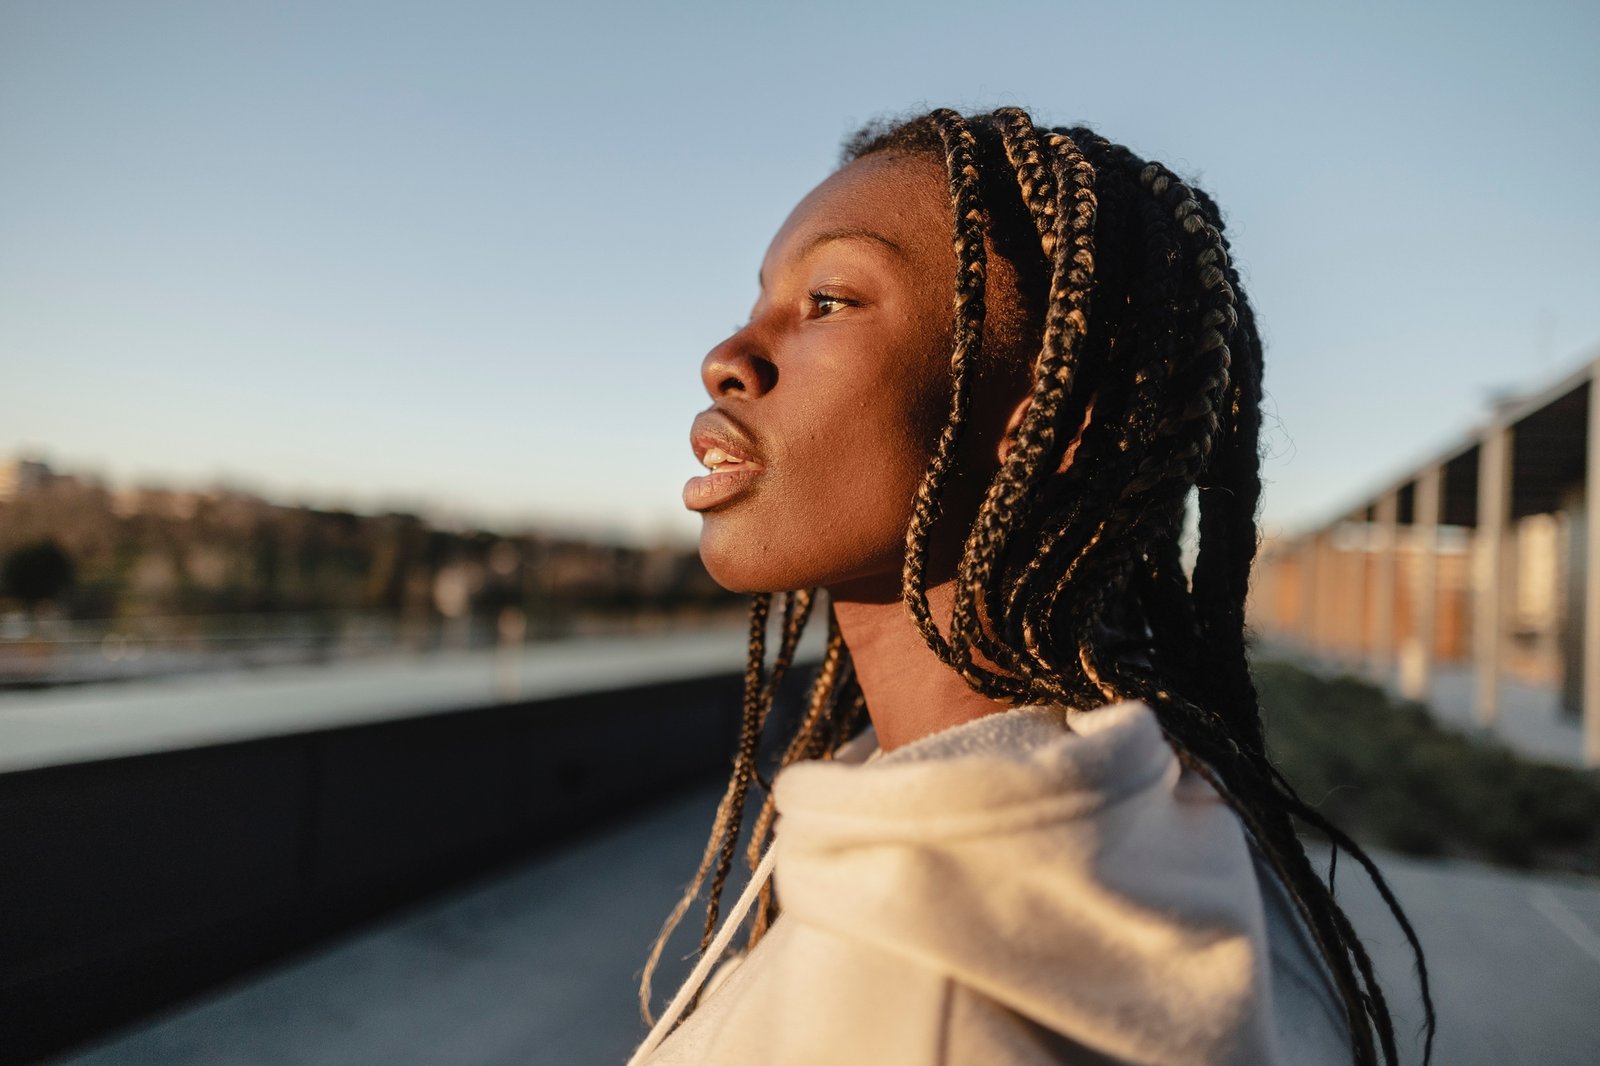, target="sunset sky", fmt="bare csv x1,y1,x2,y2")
4,0,1598,543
